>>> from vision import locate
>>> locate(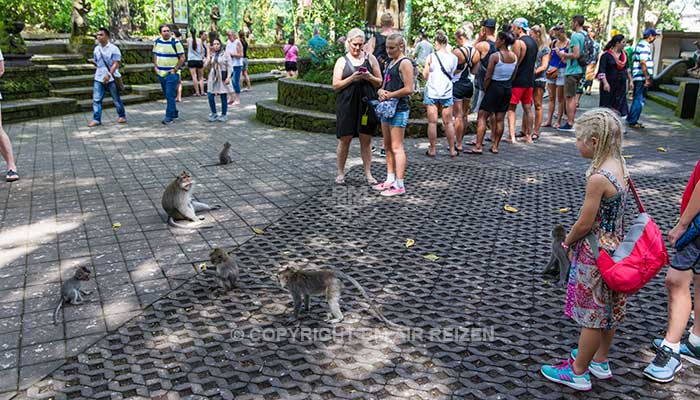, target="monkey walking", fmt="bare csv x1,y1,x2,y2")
277,265,406,330
53,266,92,324
200,142,232,168
209,248,239,292
161,171,221,229
543,224,571,287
